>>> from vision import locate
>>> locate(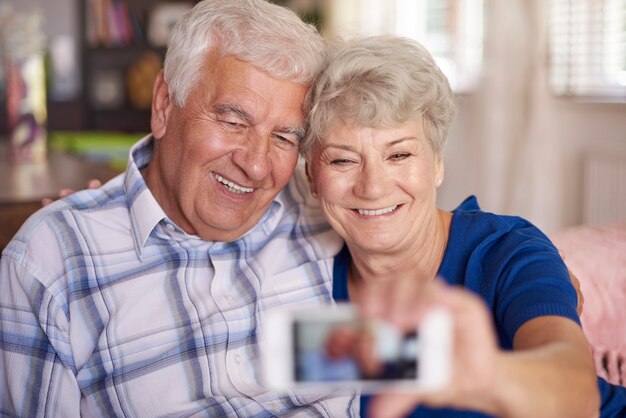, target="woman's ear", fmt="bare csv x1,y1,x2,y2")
151,70,172,139
435,156,445,188
304,161,318,198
